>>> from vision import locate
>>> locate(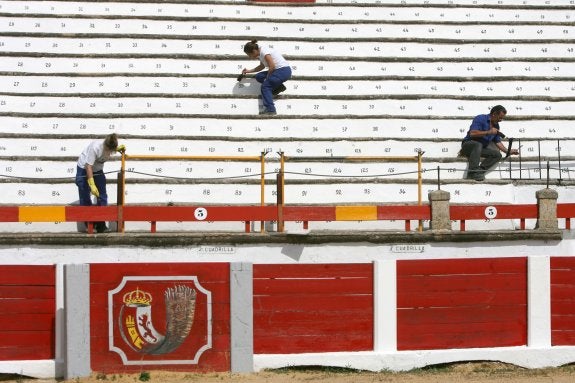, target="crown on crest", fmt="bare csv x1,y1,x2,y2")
123,287,152,306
